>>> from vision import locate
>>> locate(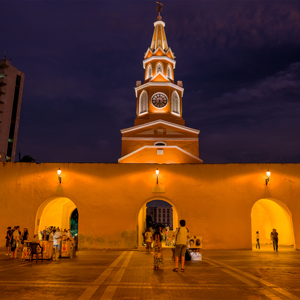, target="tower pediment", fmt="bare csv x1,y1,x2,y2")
150,72,170,82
